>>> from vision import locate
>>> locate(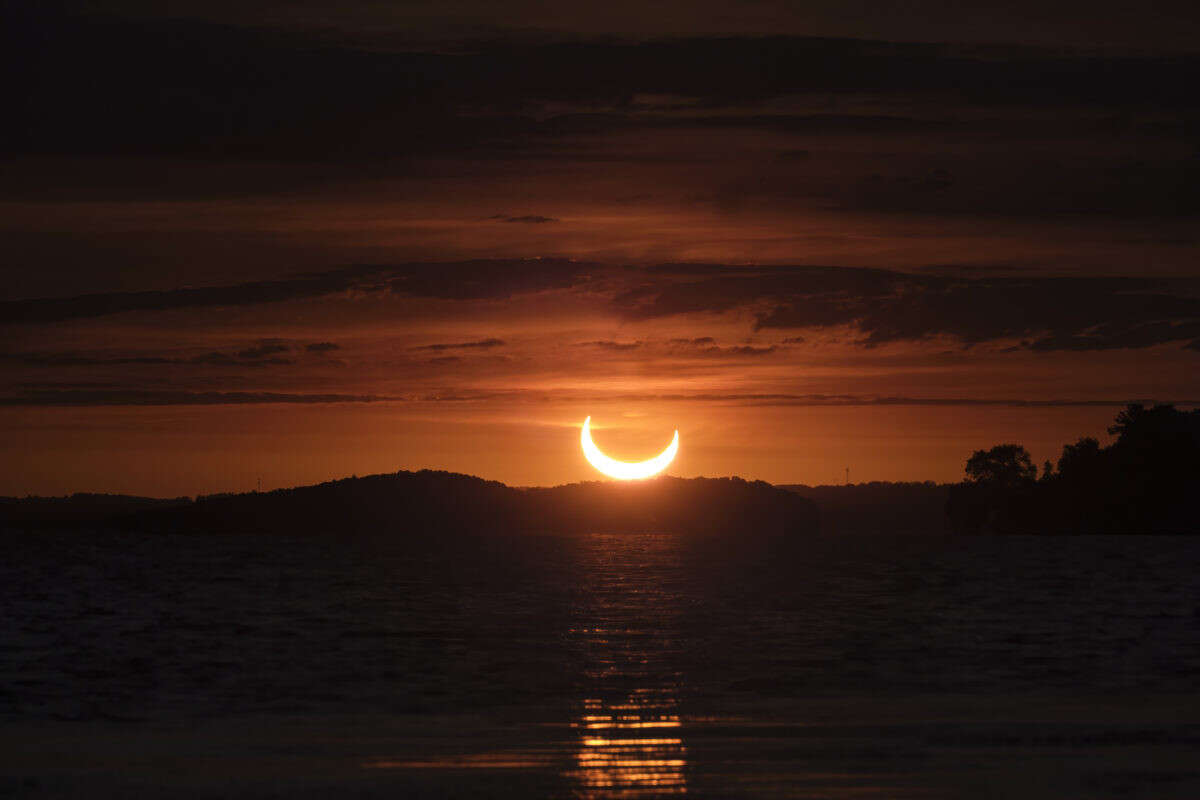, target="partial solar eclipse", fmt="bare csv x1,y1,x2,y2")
580,416,678,480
